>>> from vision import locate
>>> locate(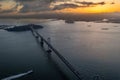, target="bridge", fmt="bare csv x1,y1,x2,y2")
30,26,82,80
